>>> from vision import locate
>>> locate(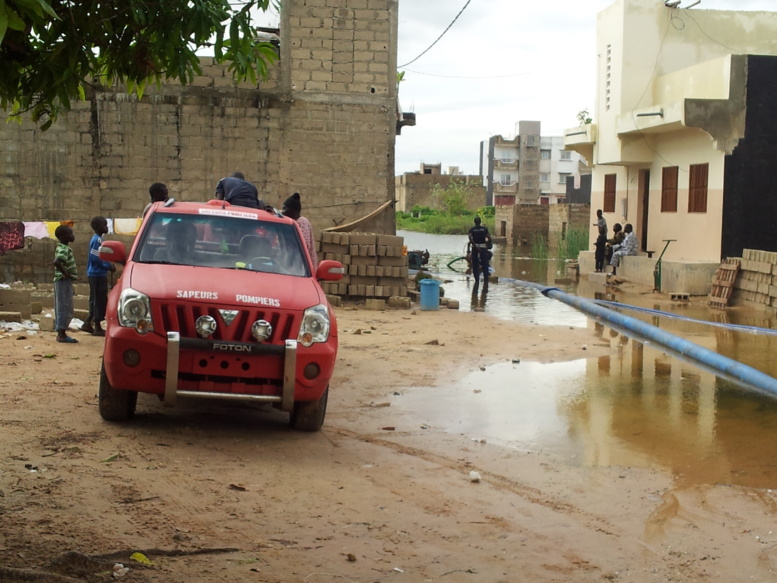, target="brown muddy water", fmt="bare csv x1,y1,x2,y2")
398,231,777,489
